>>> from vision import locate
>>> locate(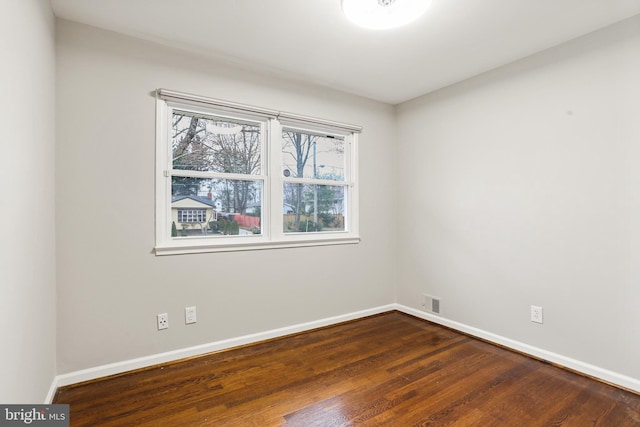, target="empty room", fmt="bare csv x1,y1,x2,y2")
2,0,639,425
